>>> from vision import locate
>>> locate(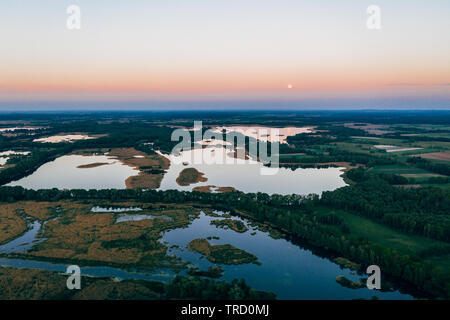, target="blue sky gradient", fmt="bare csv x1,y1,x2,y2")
1,1,449,110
